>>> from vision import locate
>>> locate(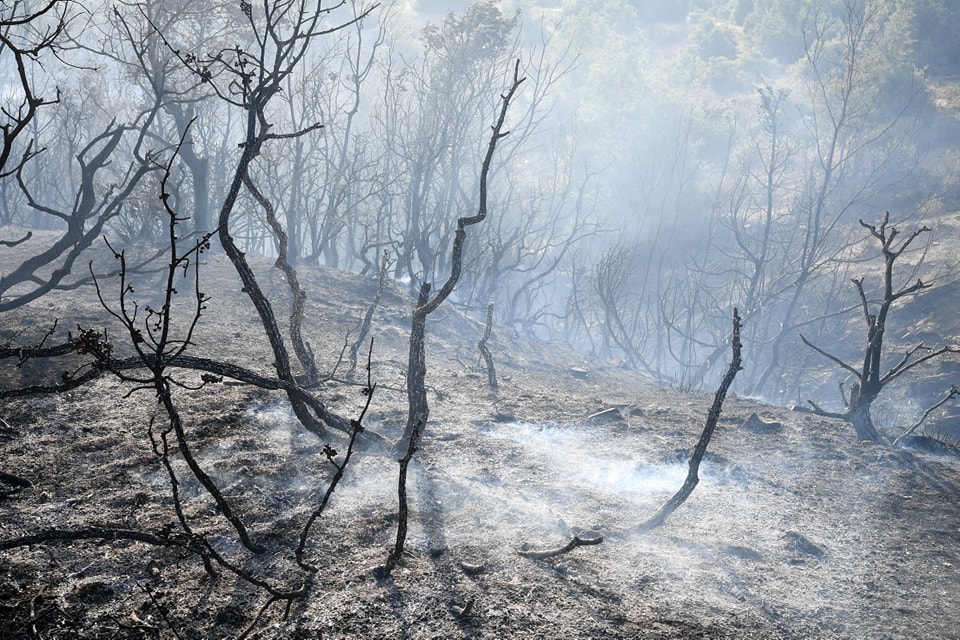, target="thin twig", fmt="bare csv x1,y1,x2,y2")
892,385,960,447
